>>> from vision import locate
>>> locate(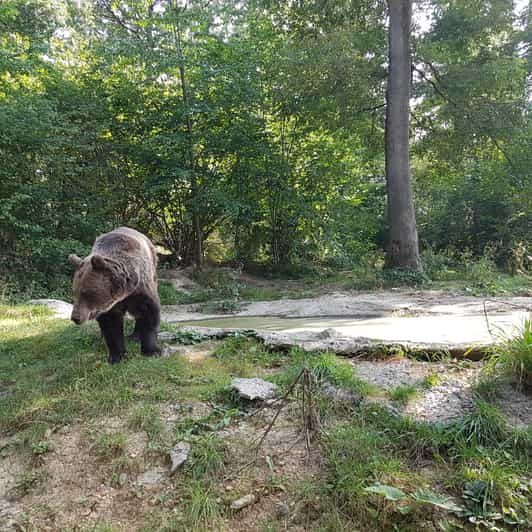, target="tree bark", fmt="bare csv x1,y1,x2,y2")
385,0,421,270
172,1,202,270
